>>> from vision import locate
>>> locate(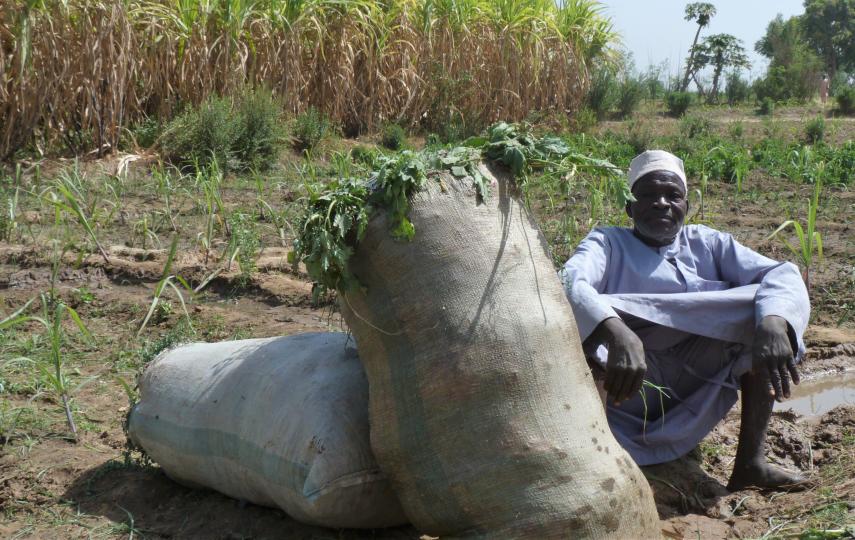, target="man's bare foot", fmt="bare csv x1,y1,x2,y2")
727,462,811,492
